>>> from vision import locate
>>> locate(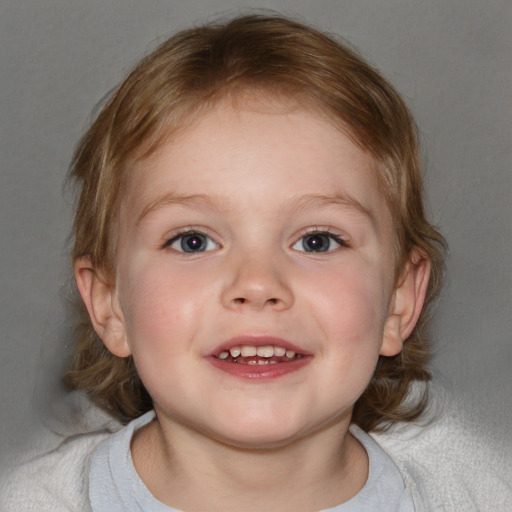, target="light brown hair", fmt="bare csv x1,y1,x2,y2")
65,13,446,432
